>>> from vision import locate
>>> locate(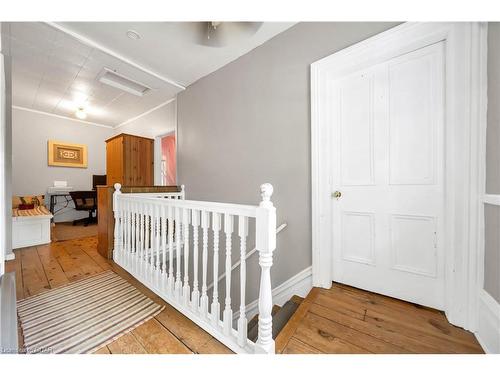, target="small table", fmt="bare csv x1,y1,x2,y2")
47,189,74,223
